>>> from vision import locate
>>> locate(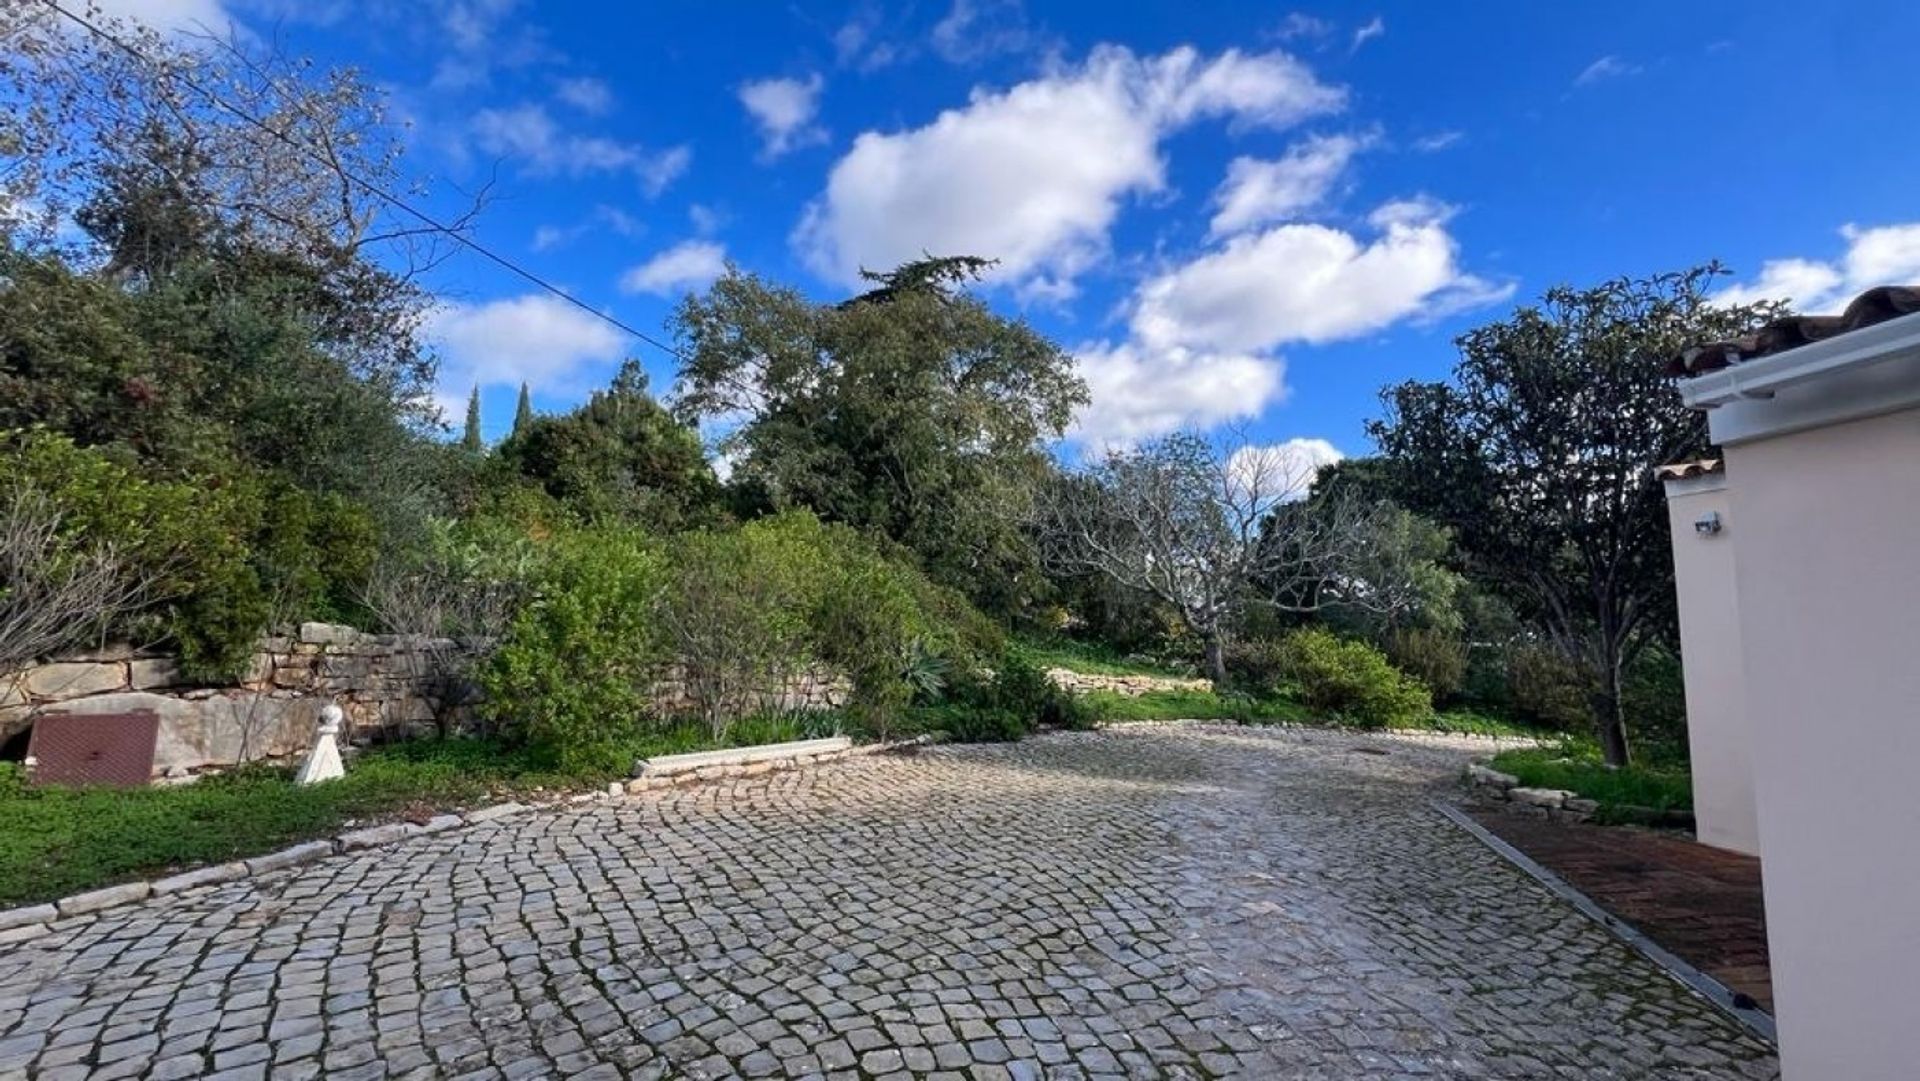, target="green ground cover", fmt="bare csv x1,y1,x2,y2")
0,717,825,907
1489,743,1693,817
